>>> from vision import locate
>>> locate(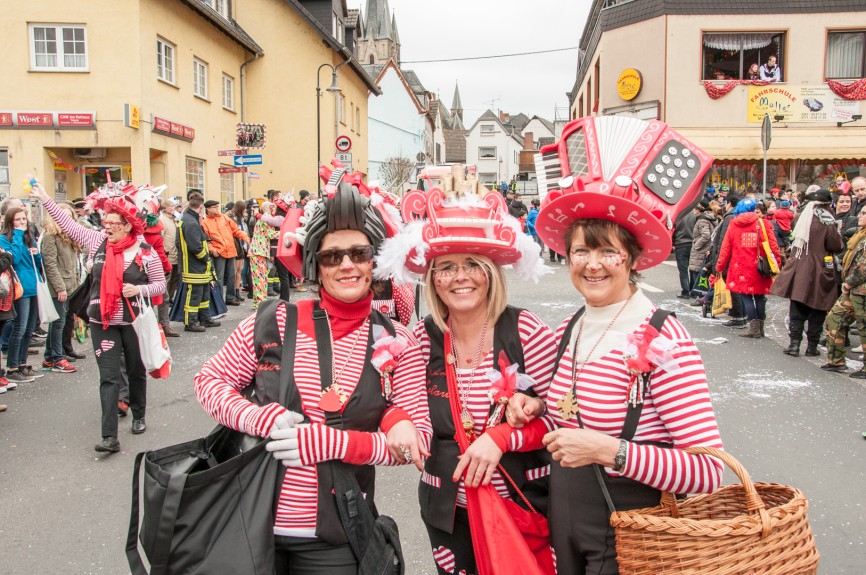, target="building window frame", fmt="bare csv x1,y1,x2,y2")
206,0,229,18
479,172,497,185
0,148,10,200
355,106,361,135
338,93,346,125
157,37,176,85
29,23,88,72
826,30,866,80
193,57,209,100
222,73,235,111
702,31,786,81
481,124,496,135
478,146,497,160
186,157,206,195
220,168,236,206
